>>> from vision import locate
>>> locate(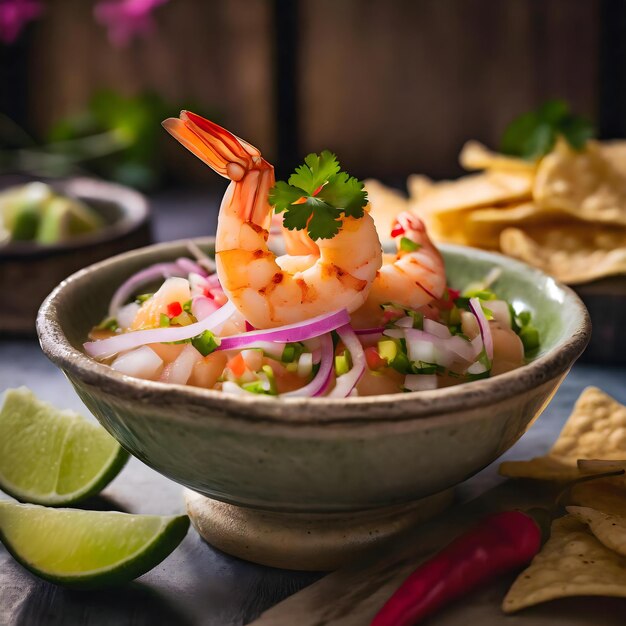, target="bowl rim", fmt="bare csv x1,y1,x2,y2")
0,176,150,260
37,238,591,426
